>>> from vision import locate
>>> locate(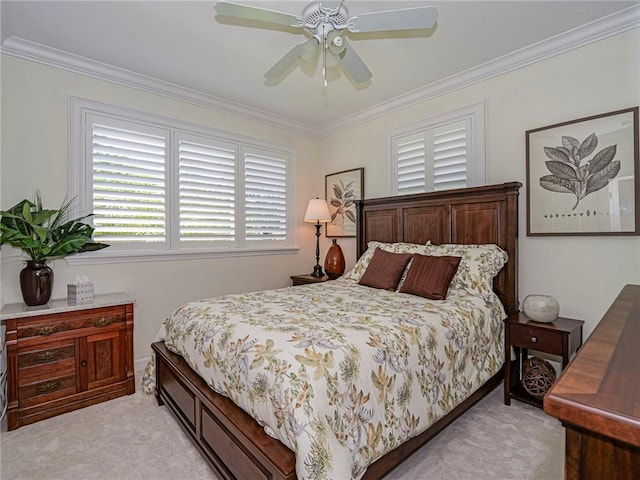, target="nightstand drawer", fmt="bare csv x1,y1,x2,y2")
510,324,562,354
